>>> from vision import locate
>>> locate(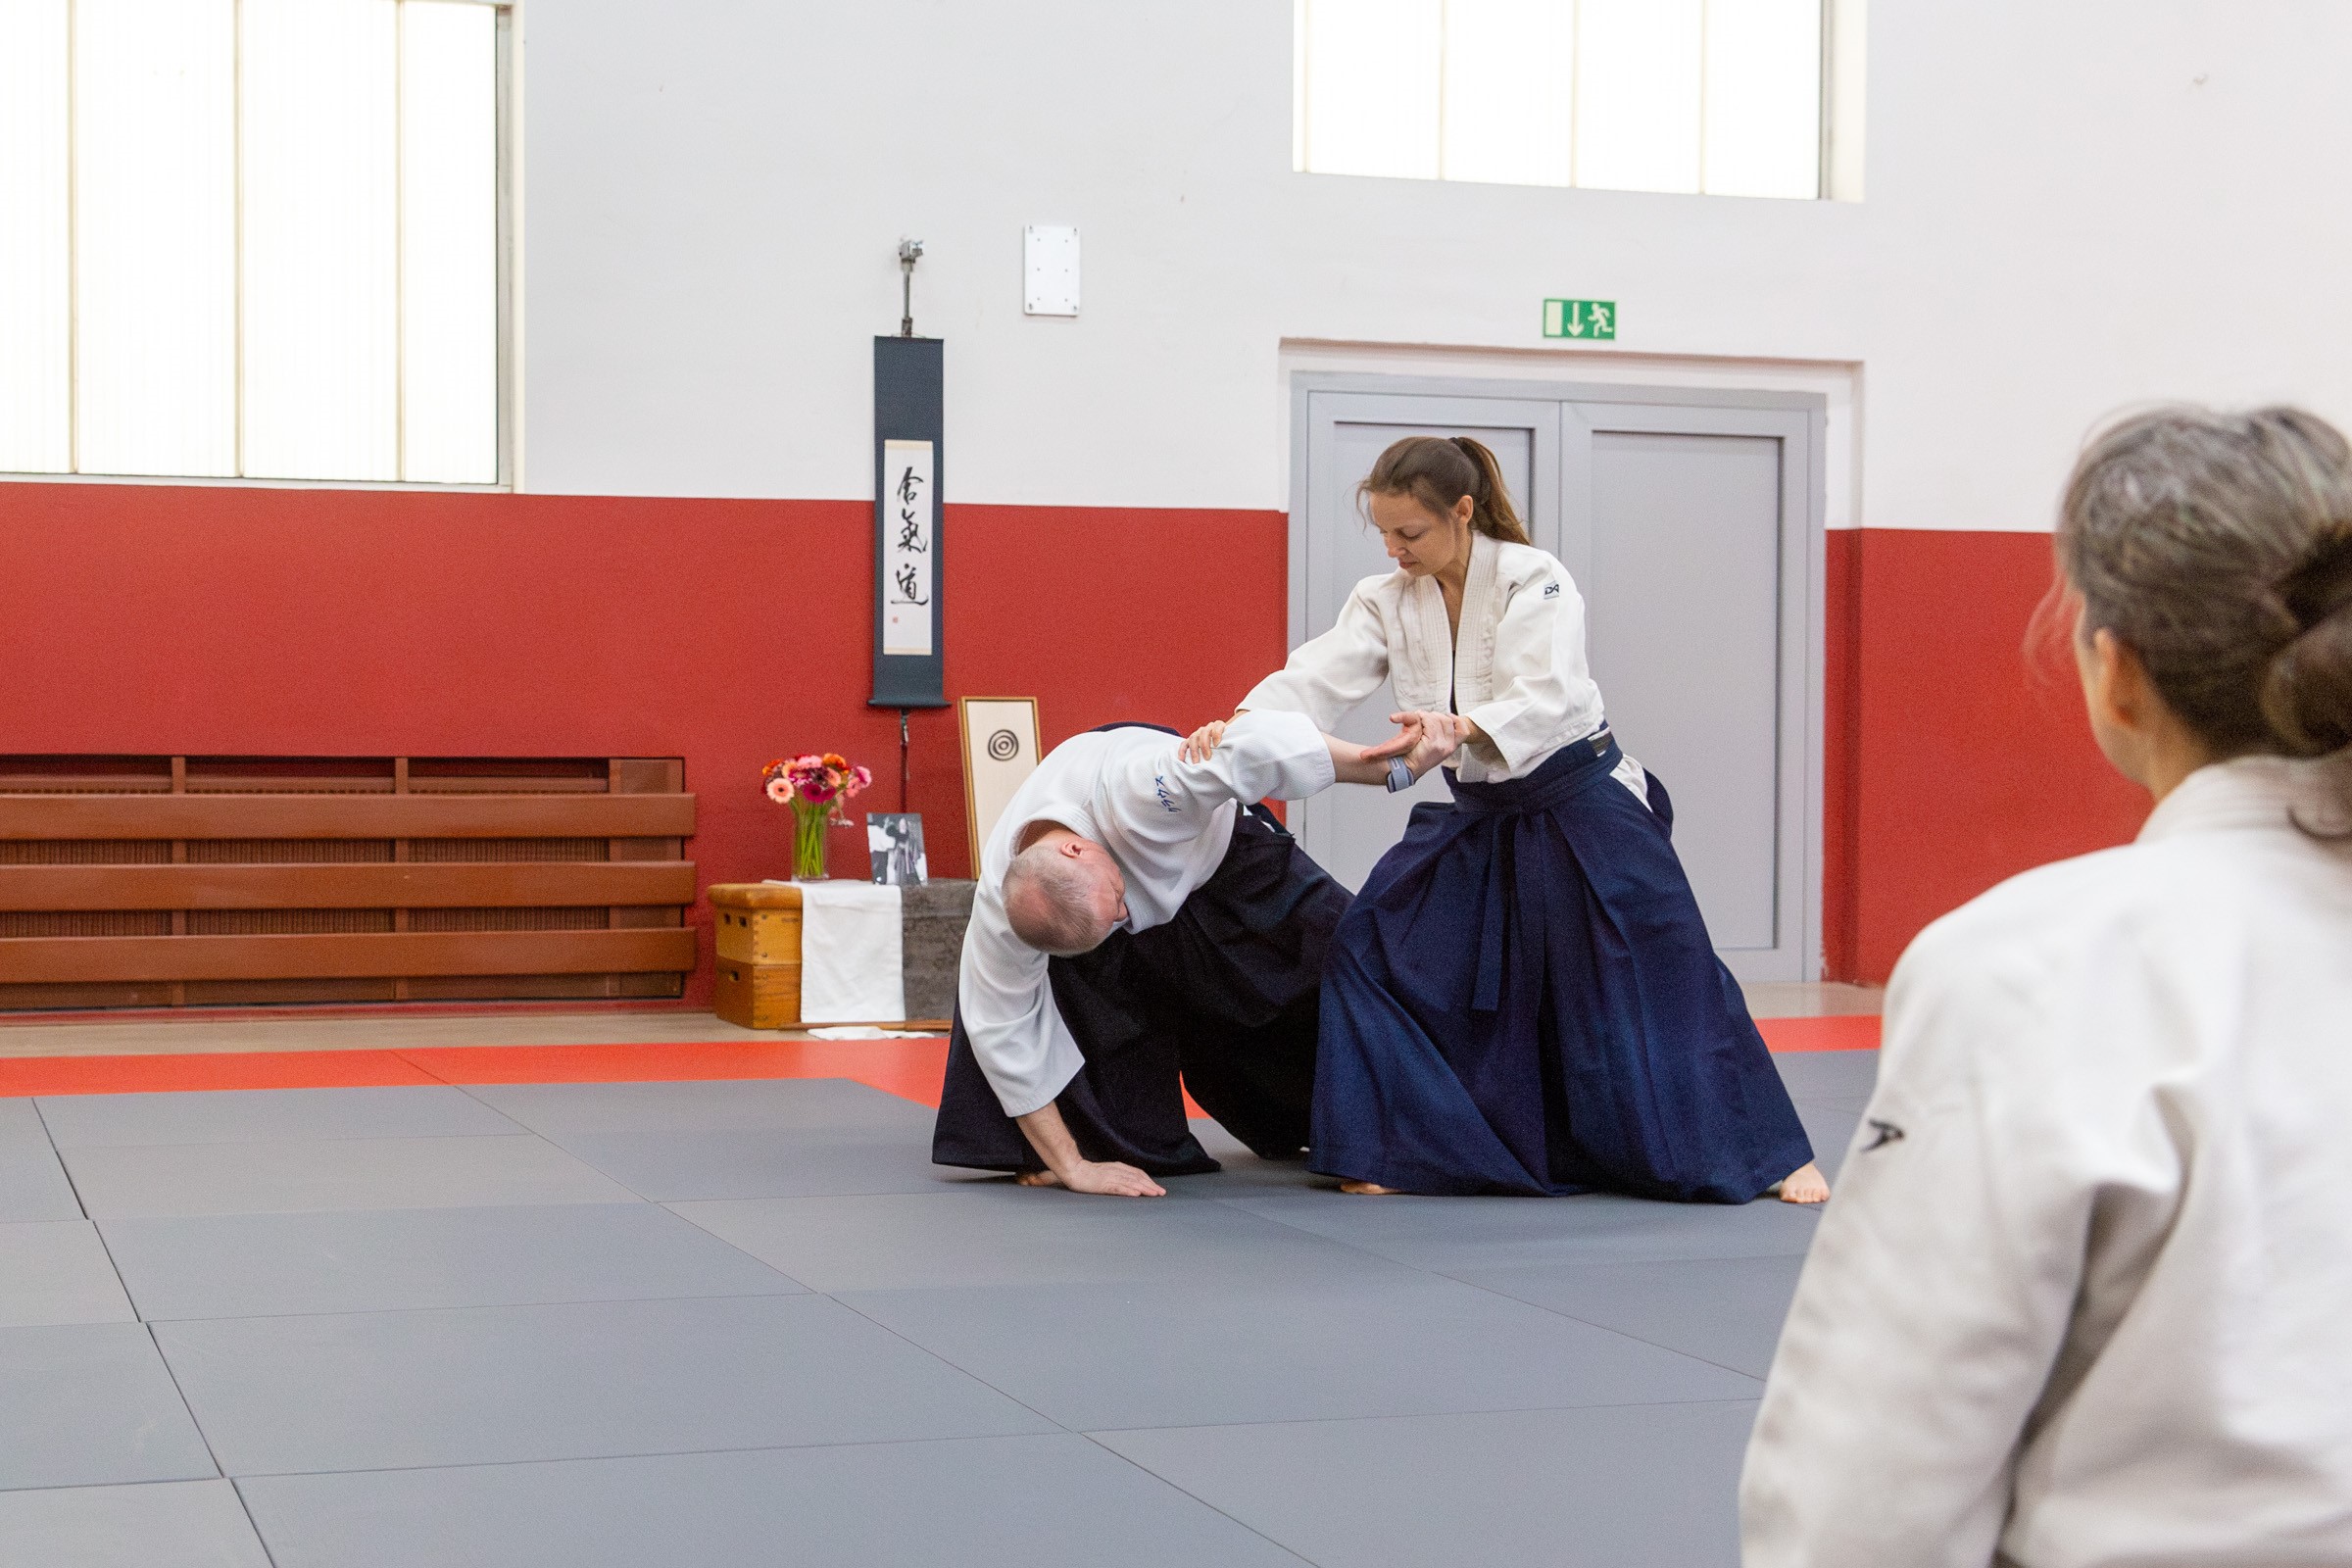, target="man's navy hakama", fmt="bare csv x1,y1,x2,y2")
933,804,1348,1177
1309,733,1813,1201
